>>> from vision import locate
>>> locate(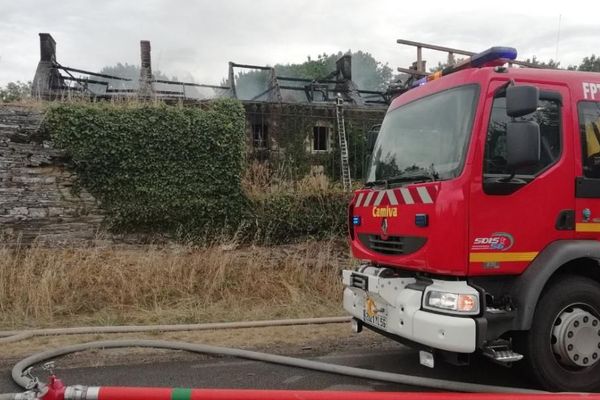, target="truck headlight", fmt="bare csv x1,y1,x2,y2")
424,291,479,315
